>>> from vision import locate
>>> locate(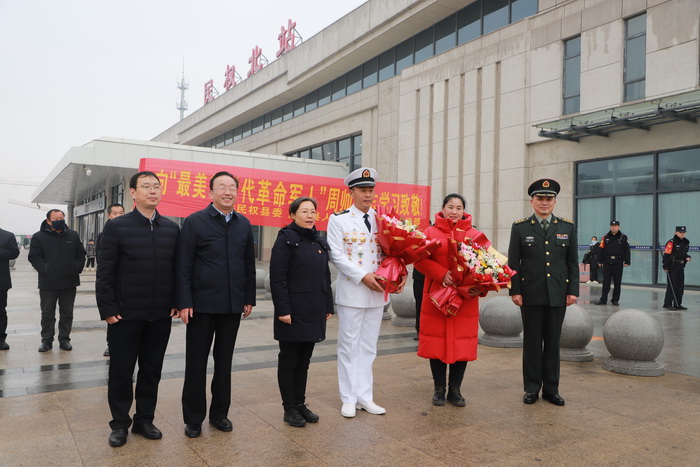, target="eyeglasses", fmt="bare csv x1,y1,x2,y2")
137,185,162,191
213,186,238,193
